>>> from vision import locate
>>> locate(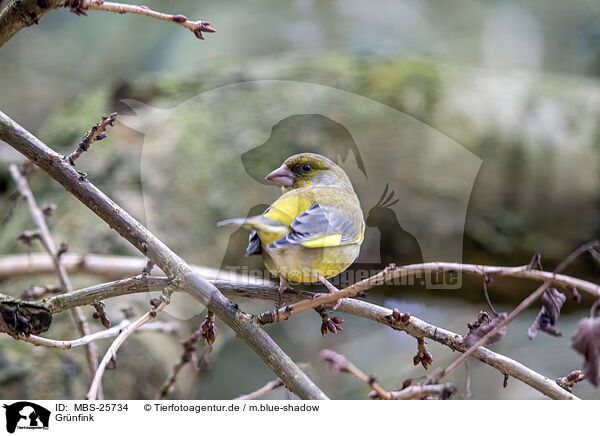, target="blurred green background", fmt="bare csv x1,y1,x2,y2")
1,0,600,400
